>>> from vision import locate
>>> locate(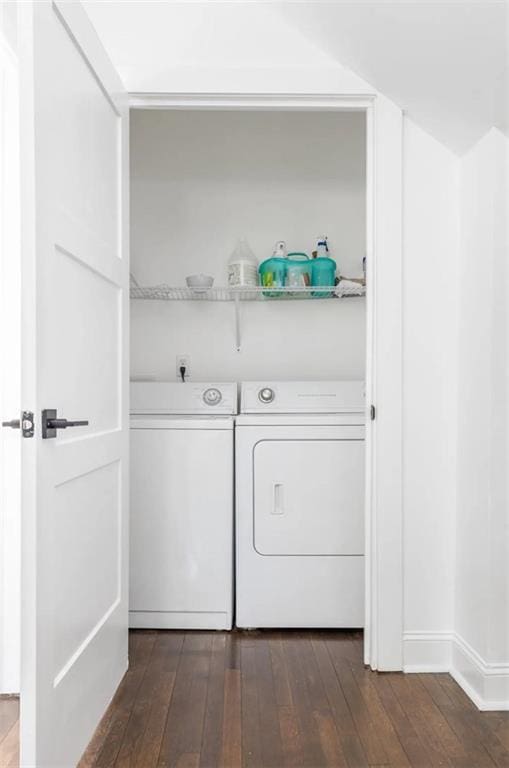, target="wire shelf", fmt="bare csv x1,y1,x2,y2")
129,284,366,301
129,281,365,351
